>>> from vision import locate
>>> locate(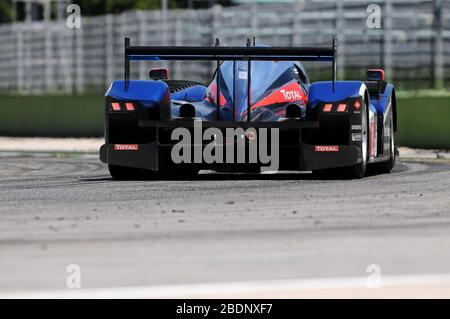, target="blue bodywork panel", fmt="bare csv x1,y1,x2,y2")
171,85,206,102
308,81,394,119
106,80,207,114
308,81,376,117
308,81,364,106
107,67,394,122
370,84,394,115
106,80,169,108
172,101,216,120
